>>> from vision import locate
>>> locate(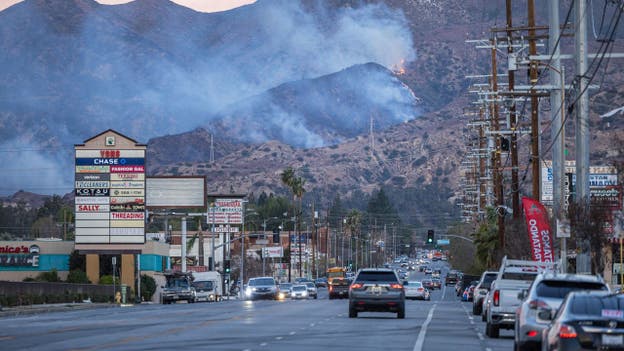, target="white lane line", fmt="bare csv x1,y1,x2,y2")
289,331,296,335
477,332,484,341
485,348,492,351
260,342,268,346
413,303,437,351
